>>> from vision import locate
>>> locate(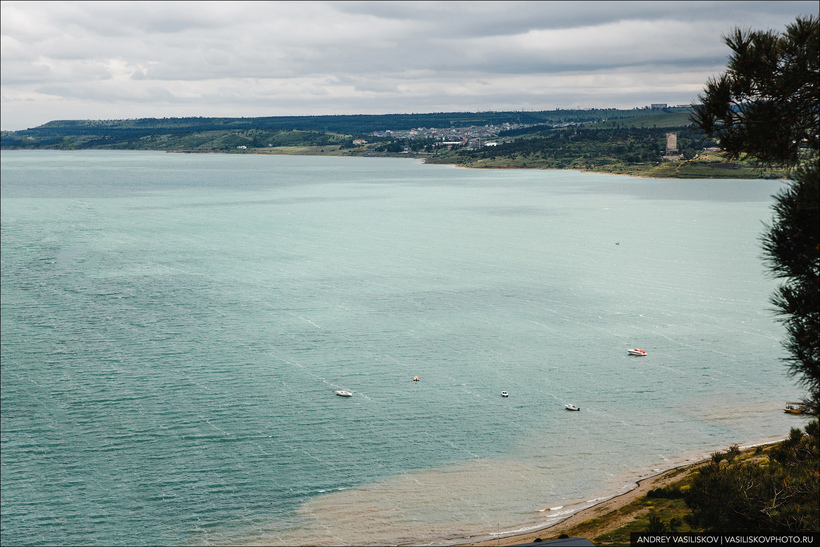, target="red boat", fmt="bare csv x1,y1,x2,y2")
627,348,647,356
